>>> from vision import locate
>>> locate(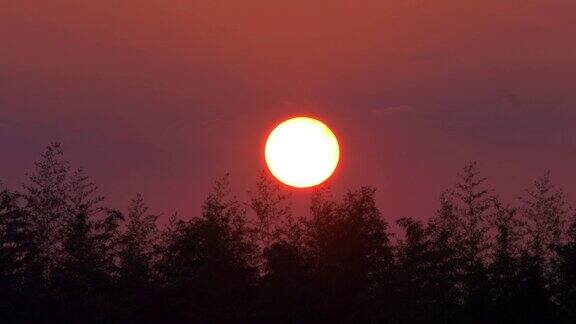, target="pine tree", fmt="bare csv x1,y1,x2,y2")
0,186,35,320
520,172,570,261
488,197,523,322
161,175,257,322
57,207,105,321
115,194,161,322
93,209,123,279
515,249,556,323
394,217,438,323
425,192,462,322
24,143,71,286
67,168,104,220
305,187,392,322
59,167,107,289
452,162,492,267
119,194,159,282
555,214,576,323
450,163,493,321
